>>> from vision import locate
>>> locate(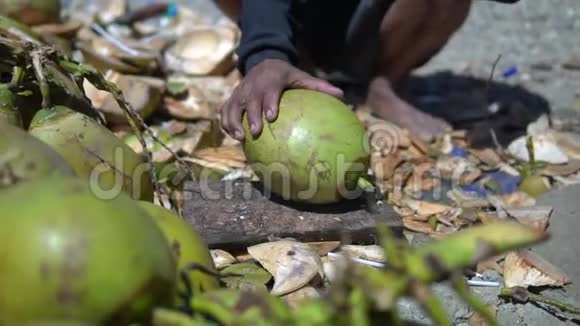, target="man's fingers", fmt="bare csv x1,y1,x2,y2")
246,97,264,137
227,97,247,140
263,88,282,122
293,75,344,99
220,99,233,134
